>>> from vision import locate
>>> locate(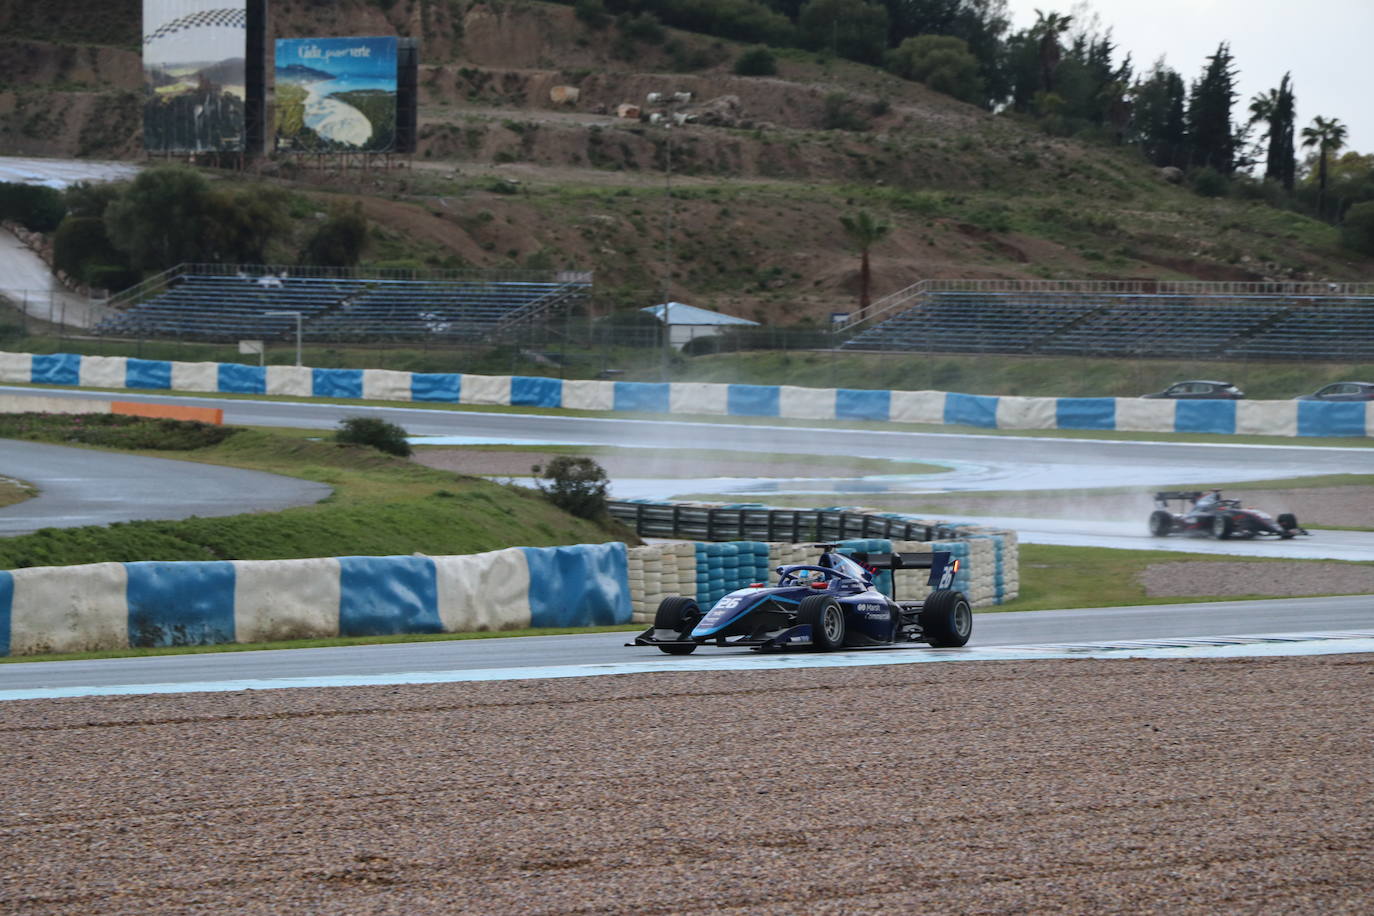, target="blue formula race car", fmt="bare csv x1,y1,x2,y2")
631,545,971,654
